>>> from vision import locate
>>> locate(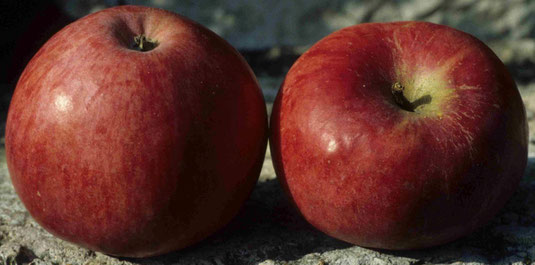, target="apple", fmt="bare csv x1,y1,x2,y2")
270,21,527,250
6,5,268,257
